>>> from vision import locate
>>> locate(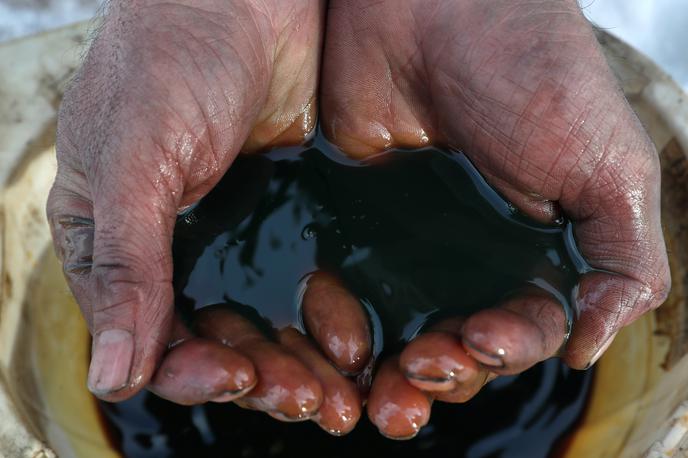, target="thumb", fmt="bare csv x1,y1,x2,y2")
90,166,178,400
49,162,177,401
